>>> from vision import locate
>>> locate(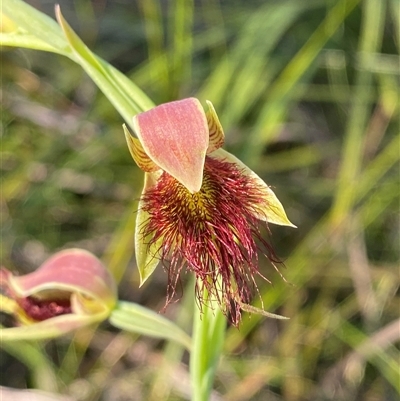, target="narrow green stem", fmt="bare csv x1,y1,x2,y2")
190,288,227,401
